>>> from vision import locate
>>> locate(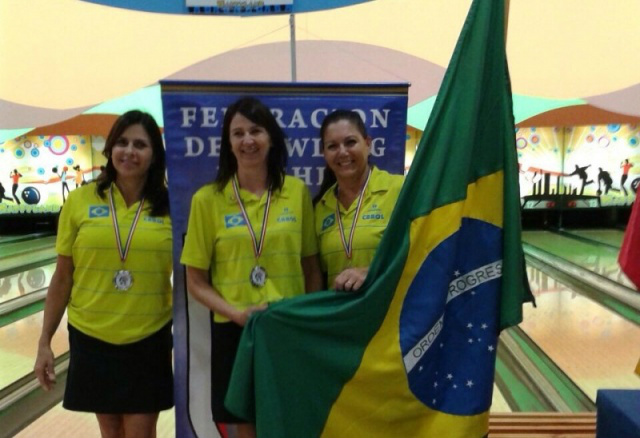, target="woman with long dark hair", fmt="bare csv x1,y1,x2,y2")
181,97,322,438
34,110,173,438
